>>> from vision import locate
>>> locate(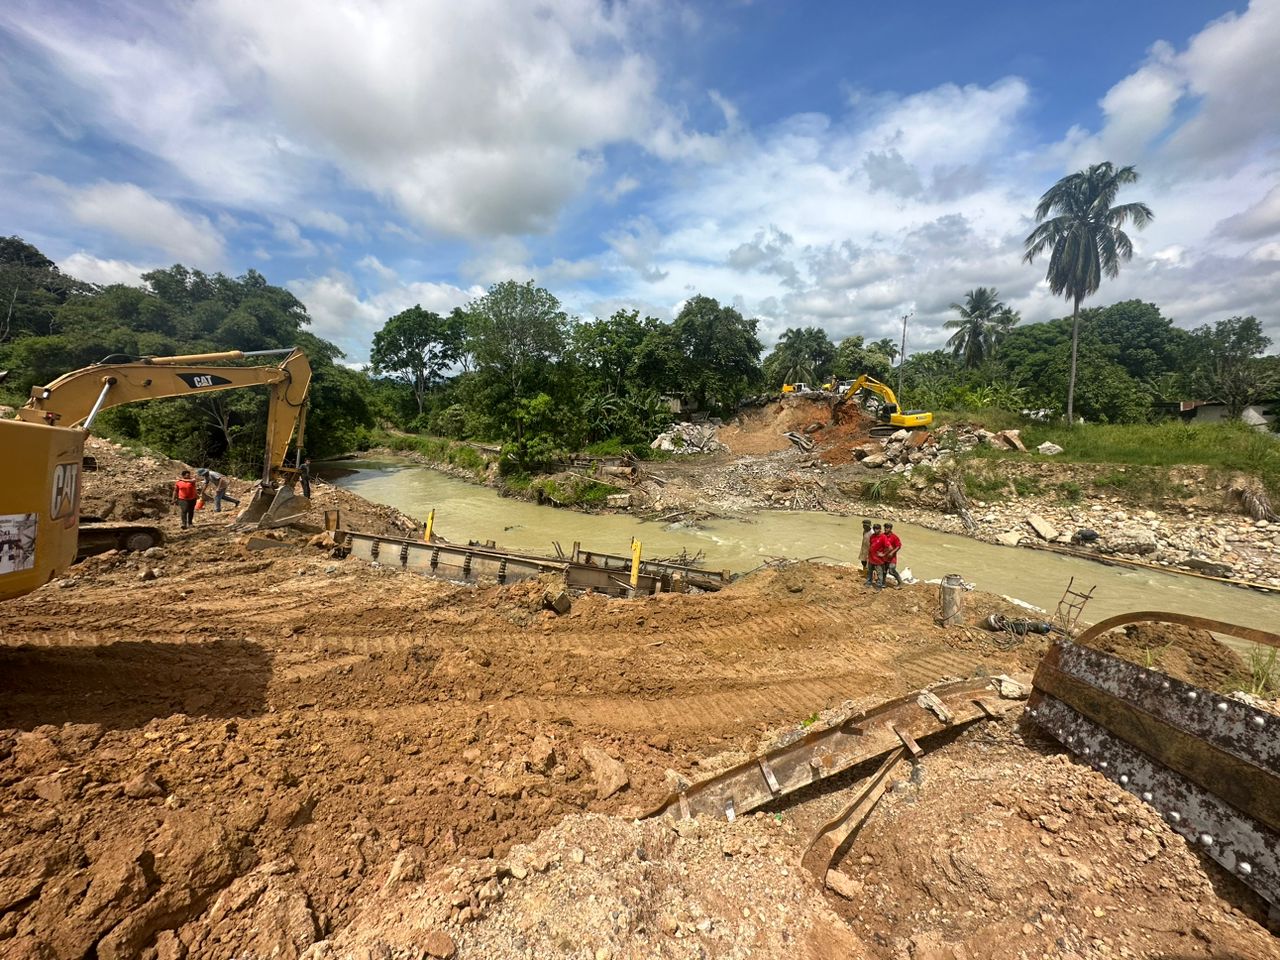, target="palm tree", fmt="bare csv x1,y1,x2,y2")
945,287,1003,368
1023,162,1153,424
991,305,1020,350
